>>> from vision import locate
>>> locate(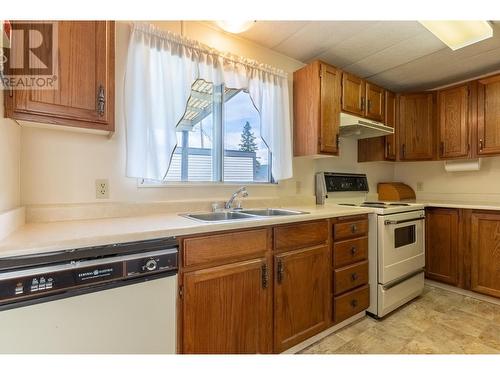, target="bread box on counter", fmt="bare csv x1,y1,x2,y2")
377,182,416,201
